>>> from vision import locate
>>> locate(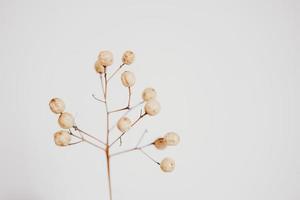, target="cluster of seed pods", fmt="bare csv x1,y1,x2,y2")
49,50,180,178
